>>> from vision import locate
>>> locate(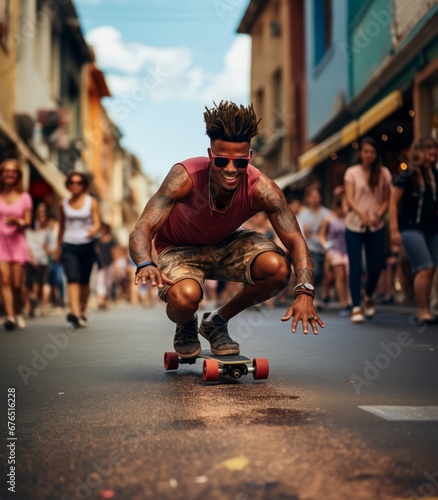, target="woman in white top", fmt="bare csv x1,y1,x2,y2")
344,137,392,324
57,172,101,327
